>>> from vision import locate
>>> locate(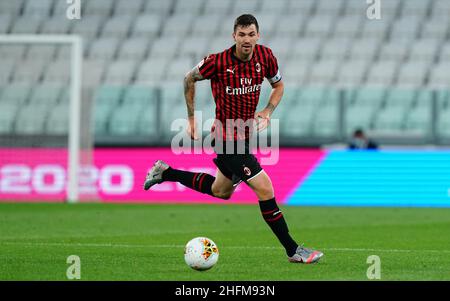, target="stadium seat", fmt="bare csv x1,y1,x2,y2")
173,0,205,15
345,105,376,135
289,38,322,61
109,105,143,136
88,37,120,62
281,58,310,85
231,0,260,15
0,14,13,34
351,87,386,108
307,59,340,86
378,41,411,61
93,103,115,136
298,87,328,106
162,103,190,138
389,17,423,42
40,17,73,35
23,0,54,17
45,103,70,135
178,37,210,61
42,60,70,84
11,60,46,84
190,15,221,37
265,37,293,63
437,109,450,137
282,104,315,136
254,14,278,38
101,16,134,40
203,0,234,16
15,104,49,135
286,0,315,16
400,0,431,18
335,60,369,88
347,38,380,61
122,85,157,106
372,106,407,133
103,60,137,85
0,61,16,86
160,14,195,38
0,103,20,134
312,105,339,137
343,0,367,16
71,15,104,41
320,38,353,60
396,62,430,88
137,106,159,137
273,15,305,37
164,58,194,82
28,84,63,106
260,0,288,14
315,0,345,16
84,0,115,17
117,37,150,60
113,0,145,16
216,15,240,37
430,0,450,17
404,105,431,136
193,77,213,107
0,0,24,16
359,17,391,39
0,83,32,105
379,0,402,18
206,37,234,54
438,42,450,63
303,15,335,38
11,16,44,34
144,0,174,16
94,85,125,107
384,89,417,109
149,37,183,59
83,59,107,88
332,15,363,39
408,39,439,64
135,57,170,84
427,62,450,89
420,17,449,41
131,14,162,39
365,61,399,86
25,45,56,62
